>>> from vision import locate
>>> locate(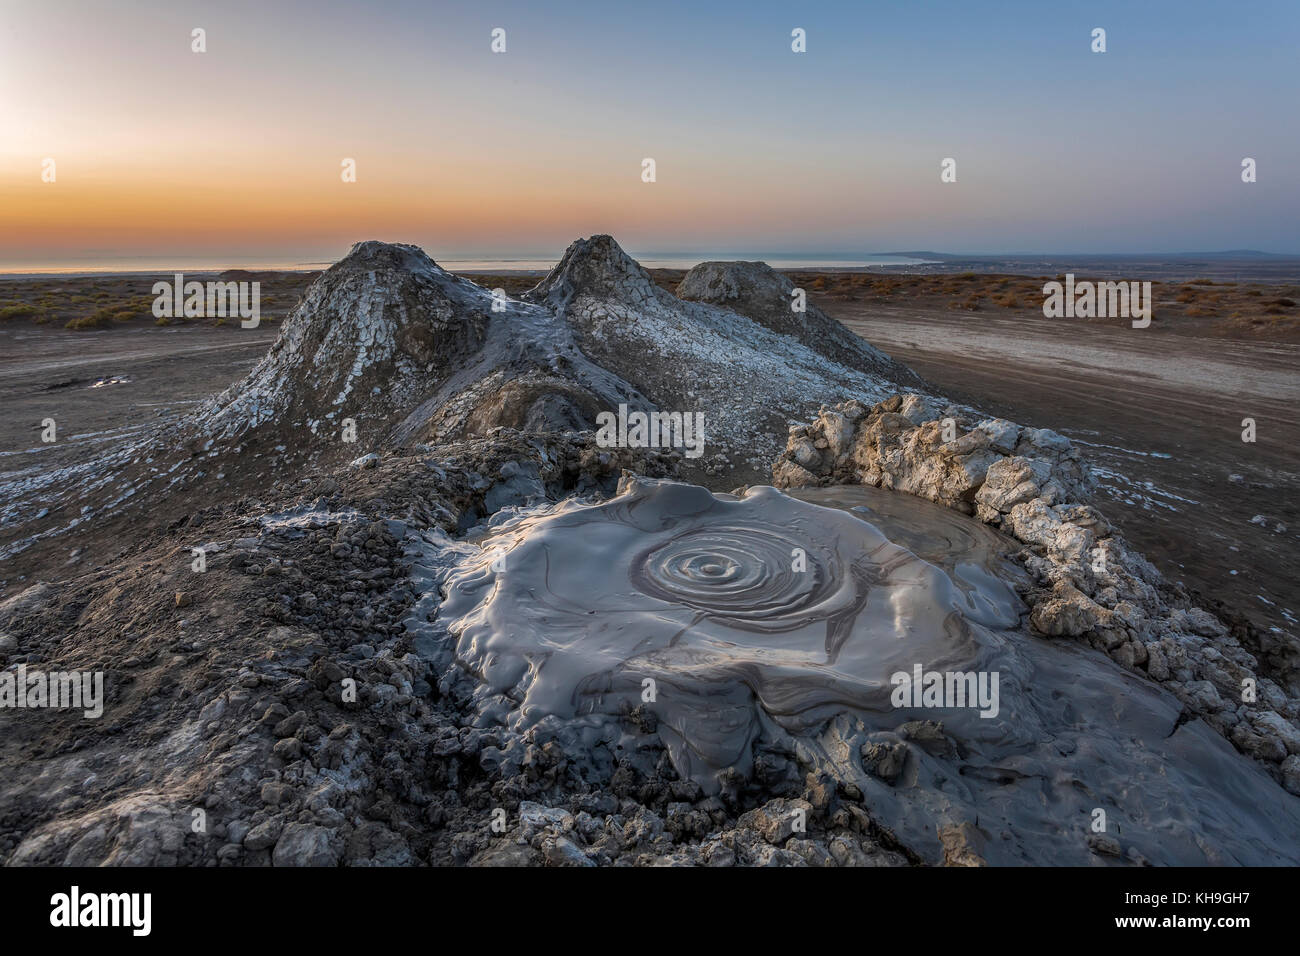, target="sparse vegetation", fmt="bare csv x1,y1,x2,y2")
2,268,1295,342
0,304,47,322
66,302,148,329
759,269,1300,342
